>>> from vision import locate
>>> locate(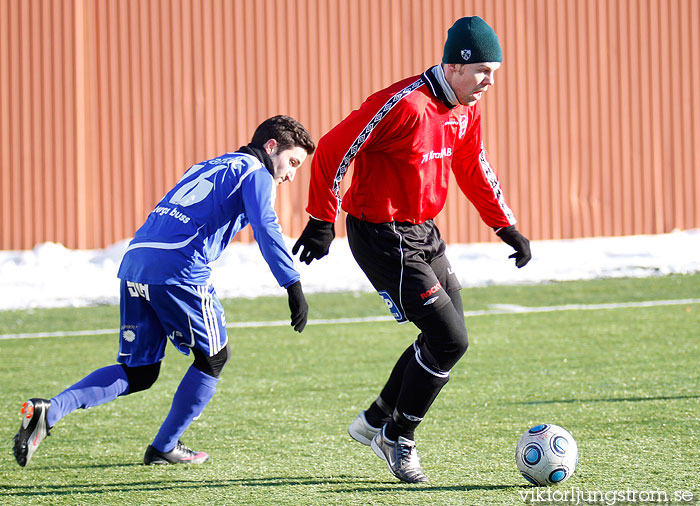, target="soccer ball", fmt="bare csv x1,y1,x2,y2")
515,424,579,486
